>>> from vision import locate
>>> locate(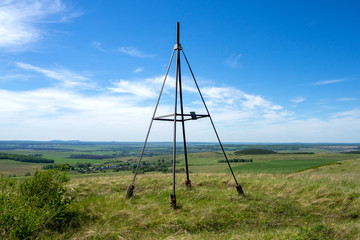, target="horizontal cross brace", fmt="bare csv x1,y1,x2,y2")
153,113,209,122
